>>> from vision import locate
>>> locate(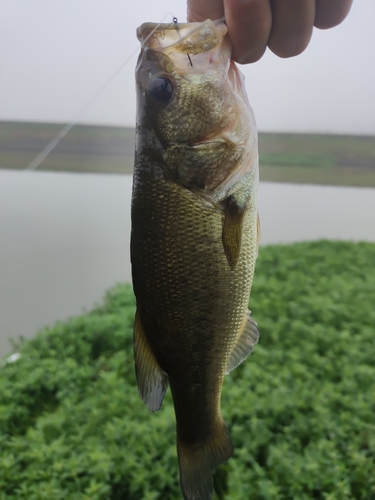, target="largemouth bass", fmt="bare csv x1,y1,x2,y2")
131,19,260,500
